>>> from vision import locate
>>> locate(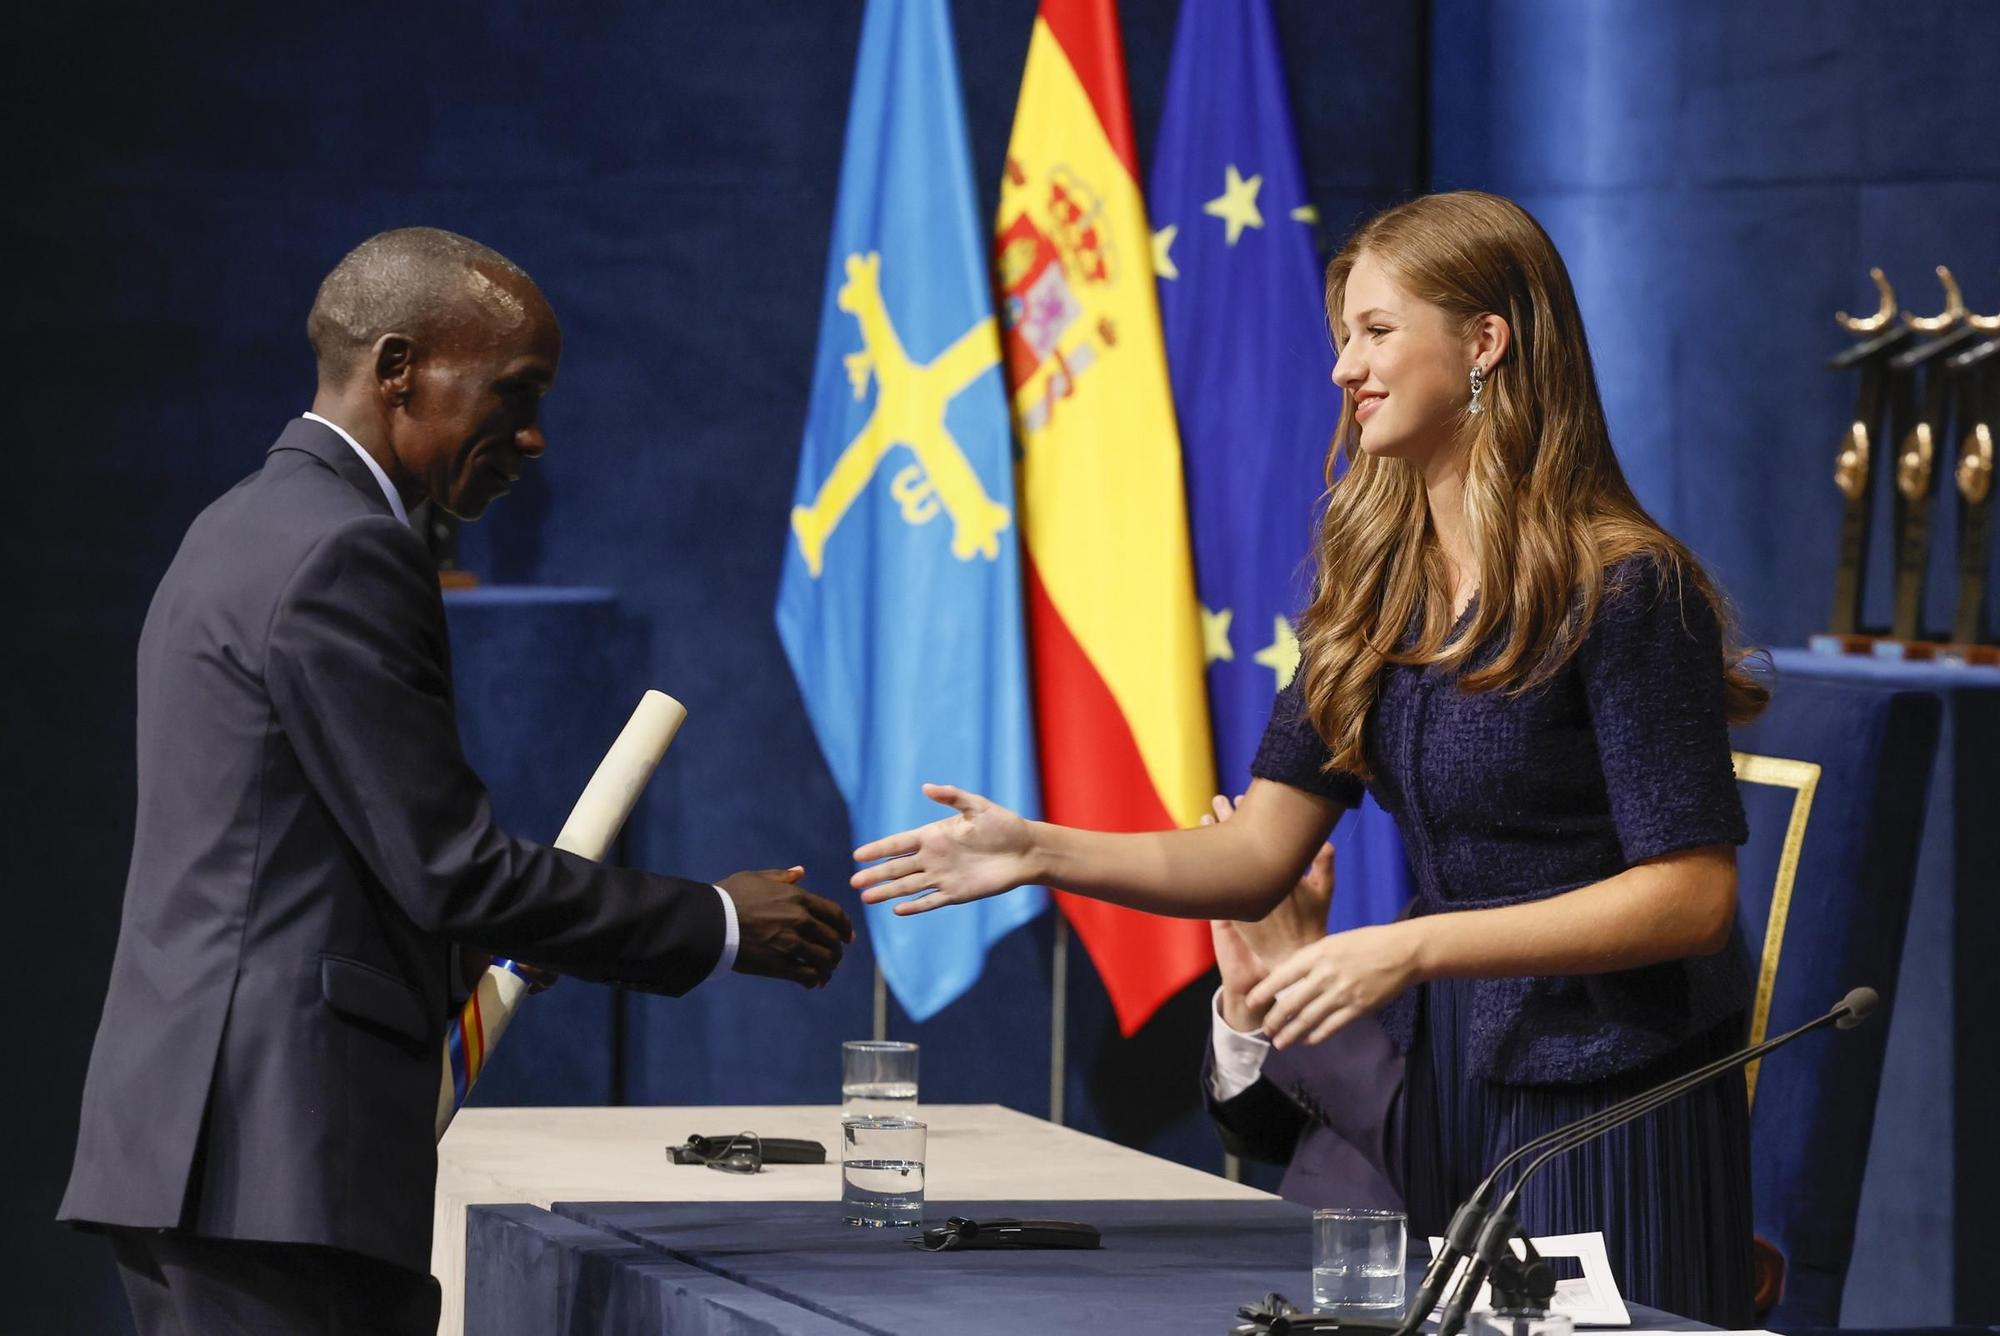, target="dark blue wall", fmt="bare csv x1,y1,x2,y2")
6,1,1994,1329
1432,0,2000,646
